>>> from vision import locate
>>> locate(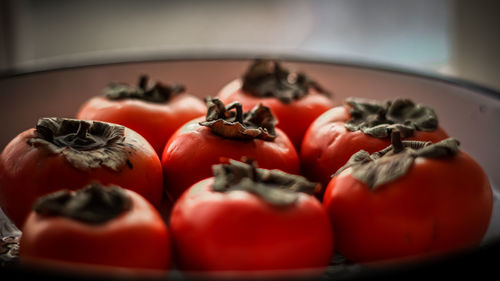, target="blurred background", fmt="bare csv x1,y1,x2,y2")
0,0,499,90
